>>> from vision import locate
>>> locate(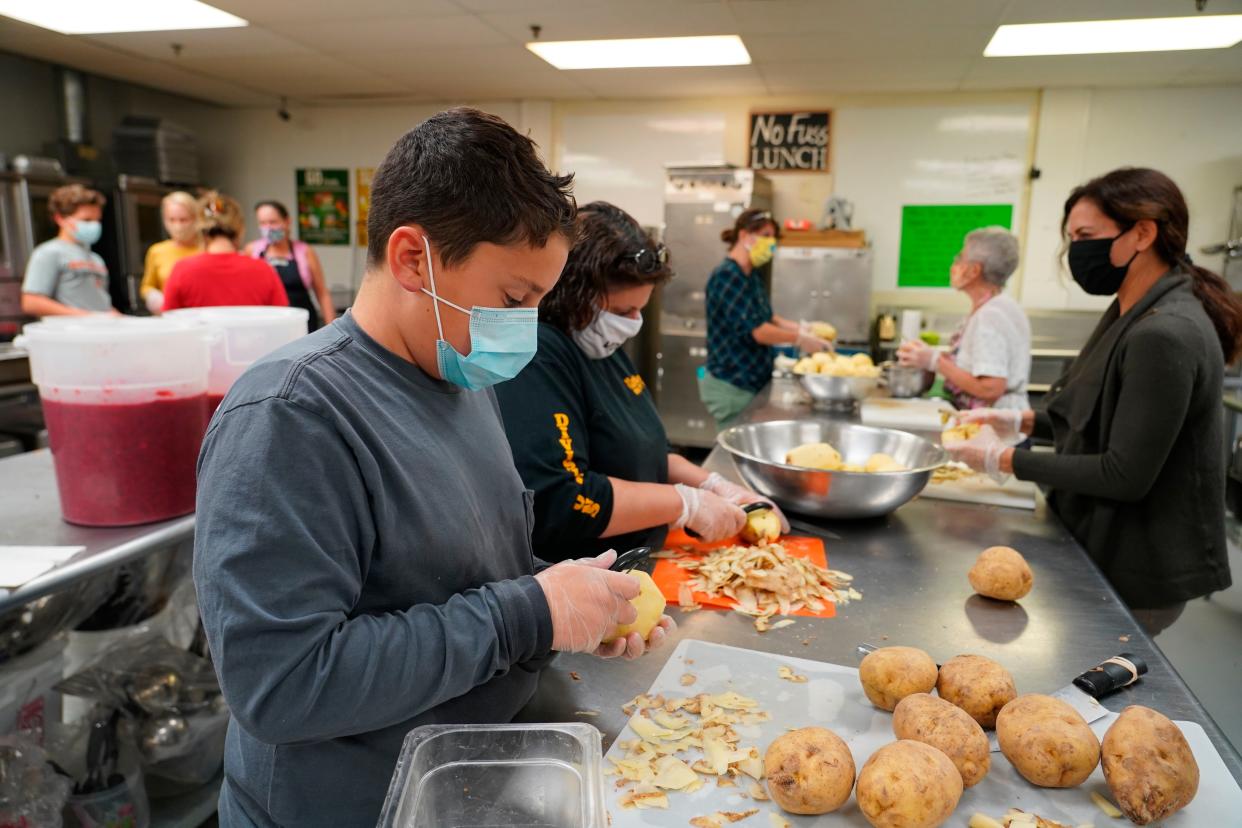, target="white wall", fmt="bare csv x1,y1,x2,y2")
182,83,1242,309
182,101,534,293
1021,84,1242,311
